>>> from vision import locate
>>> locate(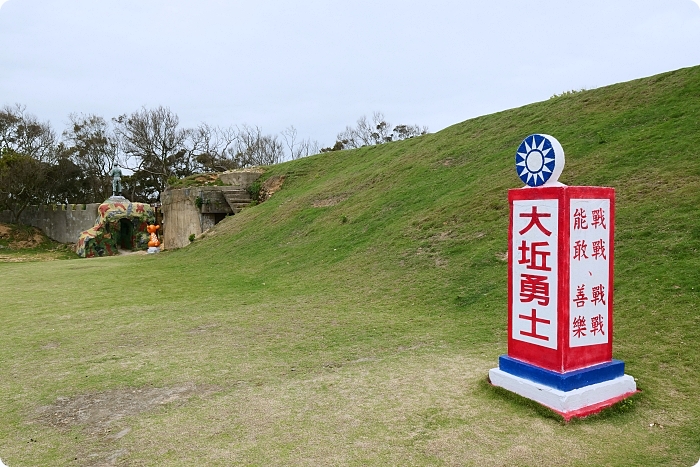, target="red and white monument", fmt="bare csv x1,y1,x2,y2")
489,134,637,420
